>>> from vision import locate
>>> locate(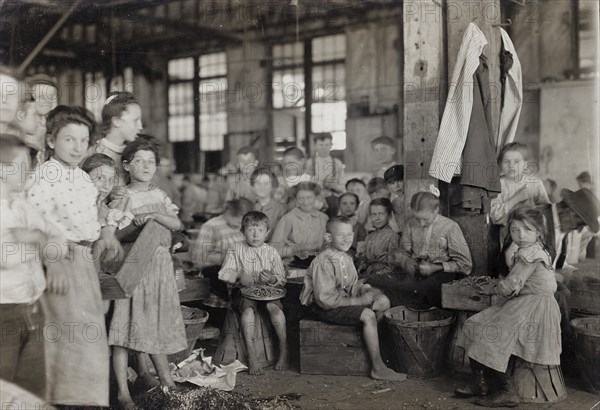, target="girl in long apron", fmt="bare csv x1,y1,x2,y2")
108,139,186,409
27,106,109,407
